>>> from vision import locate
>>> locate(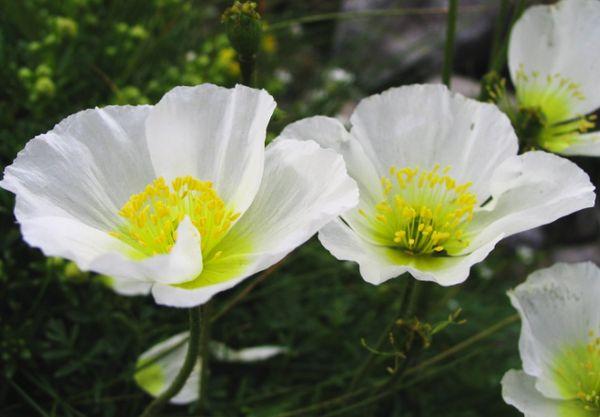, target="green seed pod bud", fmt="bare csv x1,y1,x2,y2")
221,1,262,60
479,71,504,103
